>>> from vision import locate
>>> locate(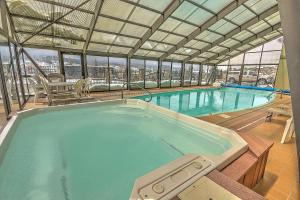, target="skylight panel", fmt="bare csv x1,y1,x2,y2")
244,0,277,15
159,18,181,32
121,23,148,37
248,21,270,34
162,34,184,44
232,30,253,41
153,43,173,52
237,44,252,51
196,31,222,43
265,12,281,26
88,43,110,52
129,7,160,26
147,51,164,57
172,1,198,20
101,0,134,20
186,8,213,25
109,46,131,54
219,39,240,48
133,0,173,12
225,5,256,25
199,52,216,58
193,0,234,13
210,46,227,53
149,30,169,41
175,47,197,55
209,19,238,35
190,57,206,62
166,54,188,60
113,36,139,47
134,49,150,56
91,32,117,44
249,38,265,46
141,41,158,50
172,23,197,36
95,17,124,33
